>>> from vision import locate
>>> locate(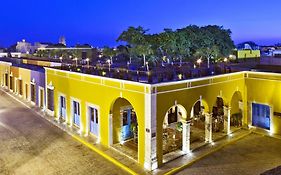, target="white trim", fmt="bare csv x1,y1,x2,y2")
153,71,244,87
24,83,29,101
14,77,18,95
85,102,100,141
44,67,150,87
70,97,82,130
38,86,45,110
246,77,281,83
156,78,244,94
120,105,132,111
0,61,12,66
46,85,55,116
18,79,23,98
46,70,148,95
9,74,13,92
30,83,36,106
47,81,54,90
250,101,272,132
58,92,67,123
